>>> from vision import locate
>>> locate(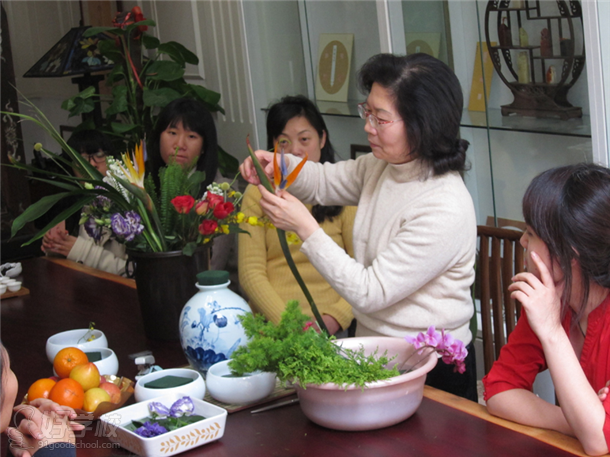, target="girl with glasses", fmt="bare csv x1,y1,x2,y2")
240,53,477,400
41,130,127,276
